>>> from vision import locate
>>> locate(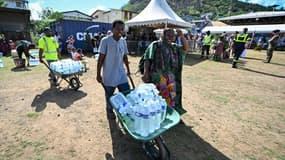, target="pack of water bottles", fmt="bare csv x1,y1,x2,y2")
0,59,3,68
110,83,167,137
50,59,83,75
29,50,40,66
